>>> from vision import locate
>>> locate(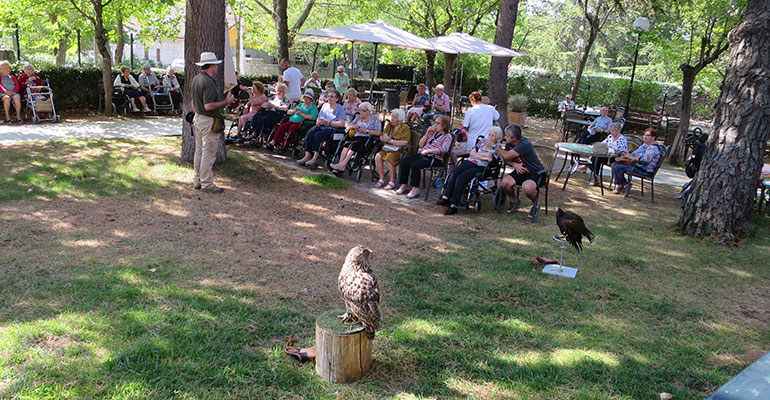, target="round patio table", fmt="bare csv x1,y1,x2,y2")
554,142,610,195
